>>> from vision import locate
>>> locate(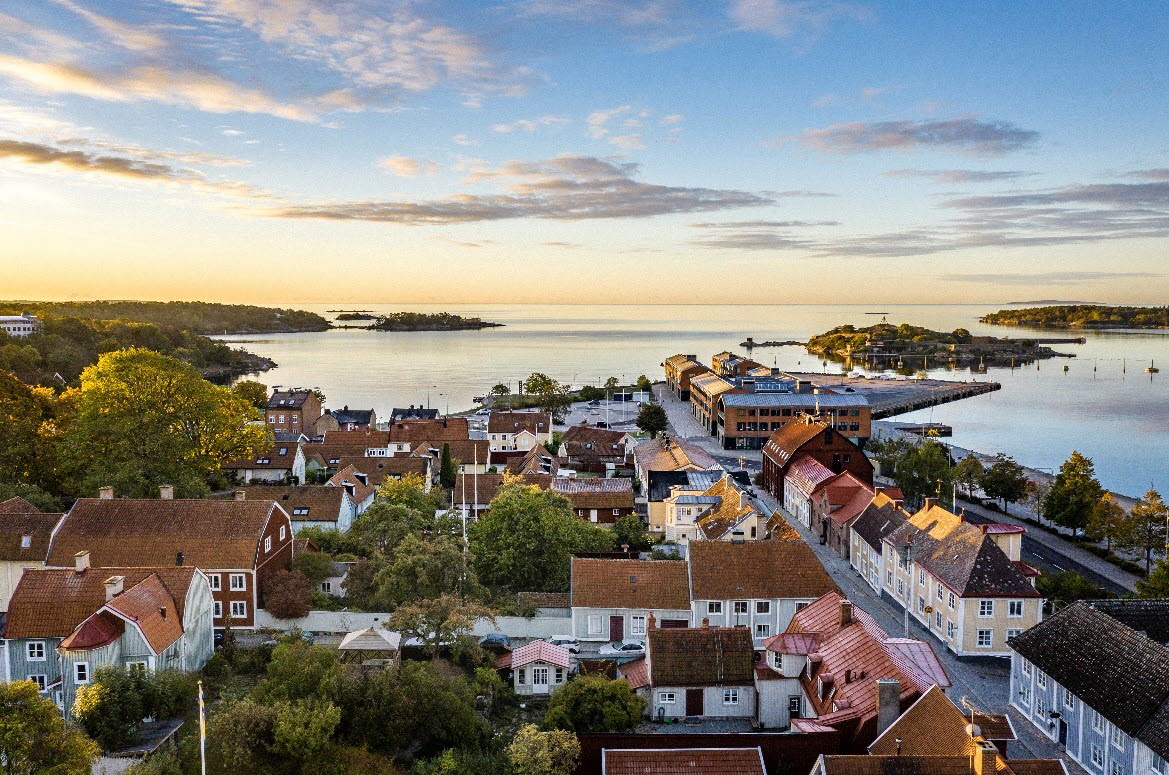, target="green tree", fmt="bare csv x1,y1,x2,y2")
612,514,651,552
58,348,270,497
263,569,312,620
293,550,337,587
271,697,341,762
389,594,494,659
71,667,151,750
231,380,269,409
578,385,605,401
888,439,952,510
490,383,511,396
1086,494,1126,551
374,533,474,607
604,377,619,391
865,436,914,479
376,472,439,513
0,374,57,490
439,442,457,490
979,453,1029,509
254,638,342,704
952,454,984,499
1137,558,1169,598
0,680,99,774
1043,451,1104,533
523,372,560,396
1036,572,1107,609
636,375,652,393
1119,489,1168,574
543,676,646,734
205,697,280,774
507,724,580,775
635,403,668,438
349,502,436,557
